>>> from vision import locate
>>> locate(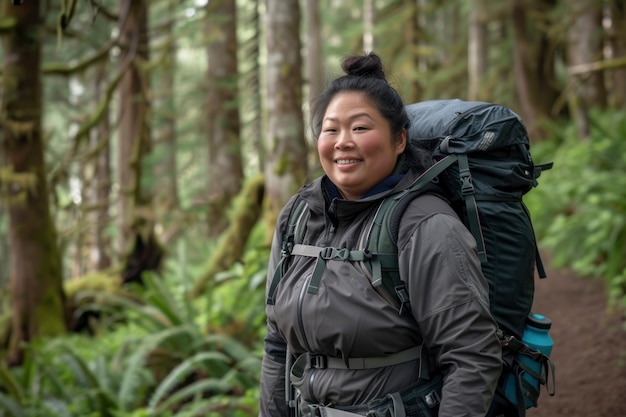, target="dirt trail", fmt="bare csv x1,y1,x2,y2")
526,259,626,417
